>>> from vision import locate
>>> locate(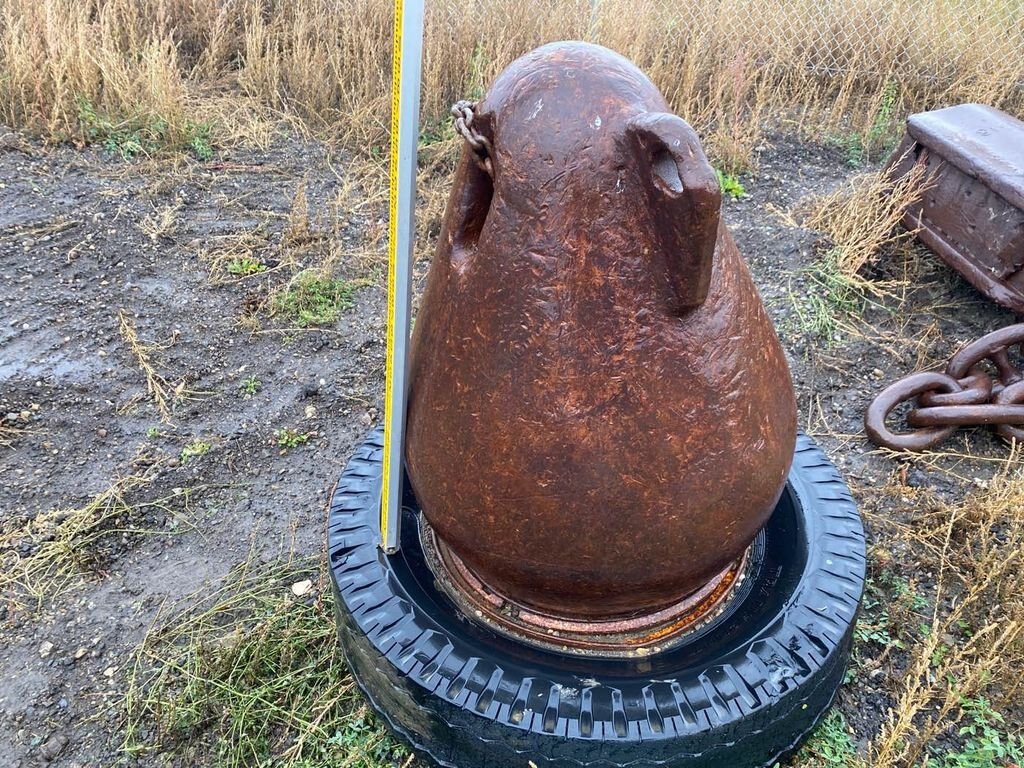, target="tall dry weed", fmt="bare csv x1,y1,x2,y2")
1,0,1020,164
802,155,933,282
863,458,1024,767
